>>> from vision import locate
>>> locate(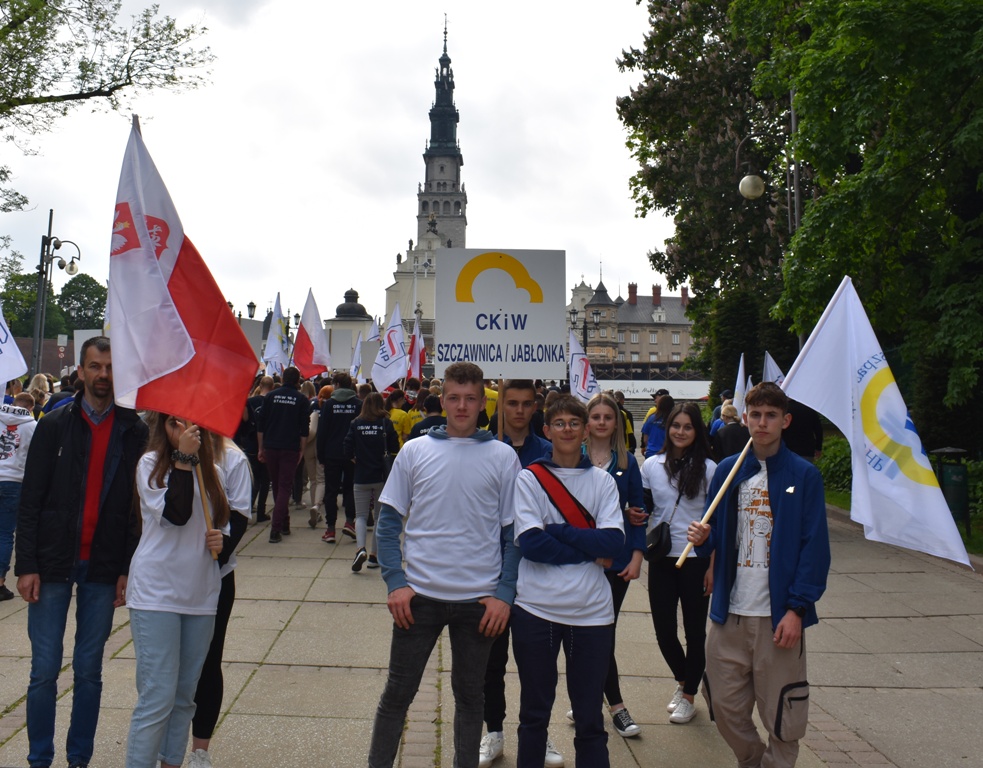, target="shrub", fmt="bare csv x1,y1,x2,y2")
817,435,852,492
